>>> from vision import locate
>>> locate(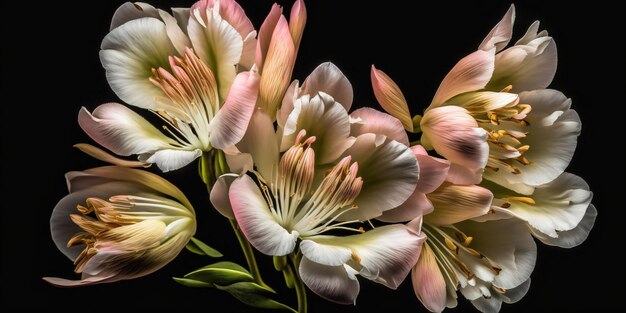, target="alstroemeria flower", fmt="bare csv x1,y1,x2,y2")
44,166,196,286
415,6,576,187
407,179,536,312
227,130,424,304
79,1,260,172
